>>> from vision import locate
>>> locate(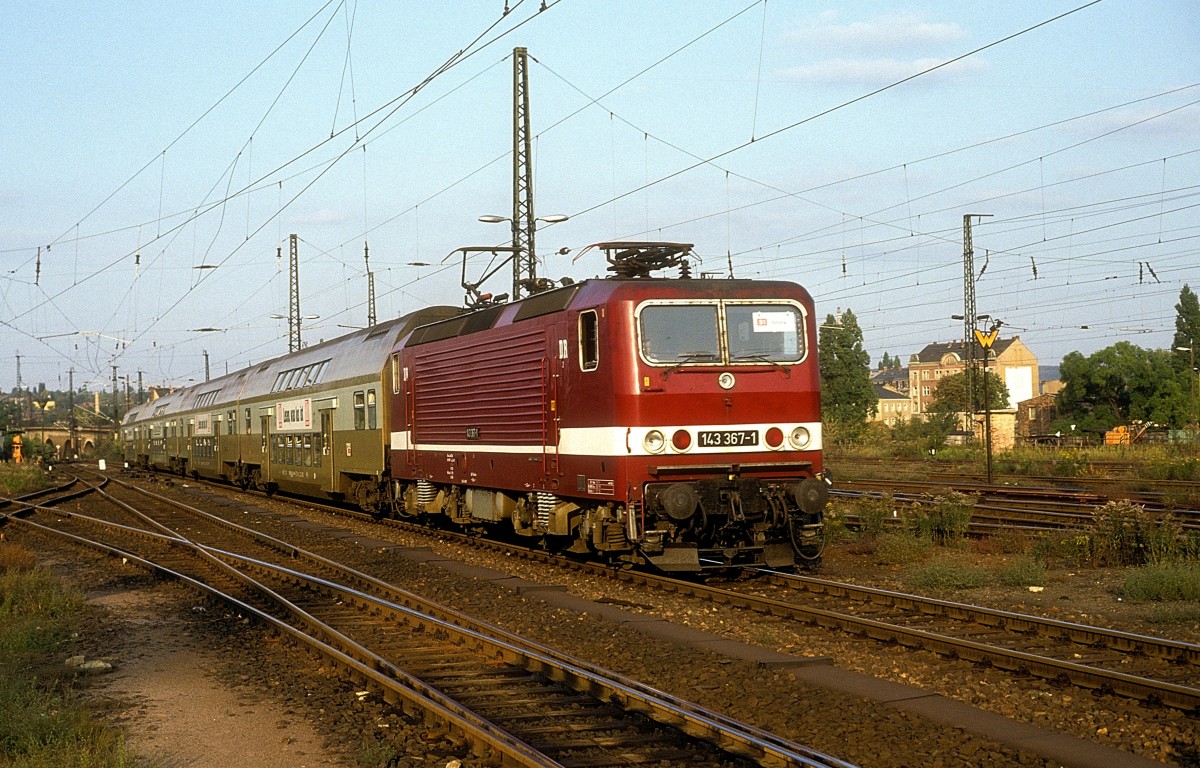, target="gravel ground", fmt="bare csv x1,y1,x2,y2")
13,476,1200,767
